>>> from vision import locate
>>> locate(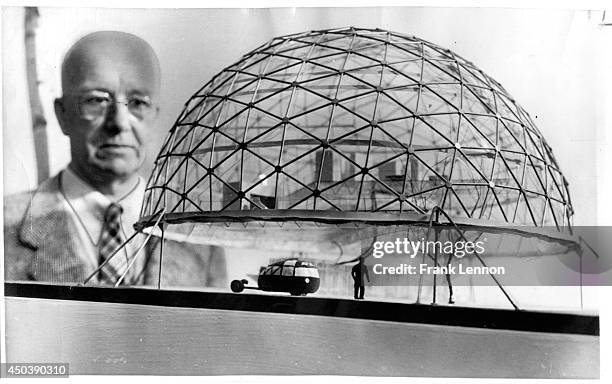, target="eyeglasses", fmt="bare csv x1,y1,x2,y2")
72,91,155,121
